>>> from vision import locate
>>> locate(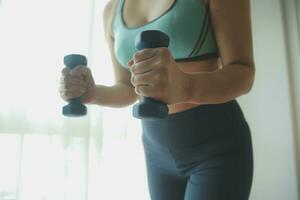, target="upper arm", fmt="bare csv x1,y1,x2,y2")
208,0,255,70
102,1,133,86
